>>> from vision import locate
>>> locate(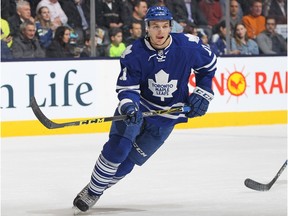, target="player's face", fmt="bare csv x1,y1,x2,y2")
147,20,171,49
